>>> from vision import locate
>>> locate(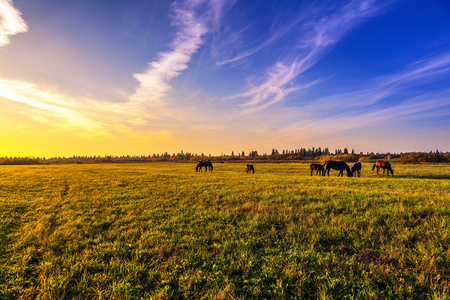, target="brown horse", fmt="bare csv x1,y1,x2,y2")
246,164,255,174
351,162,362,177
310,163,324,176
371,160,393,177
196,159,213,172
323,161,353,177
